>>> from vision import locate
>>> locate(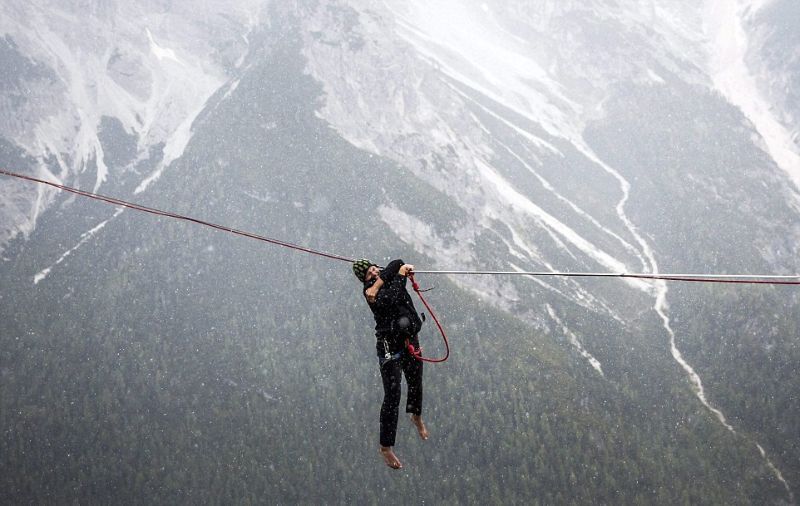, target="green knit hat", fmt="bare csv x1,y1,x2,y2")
352,258,373,282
